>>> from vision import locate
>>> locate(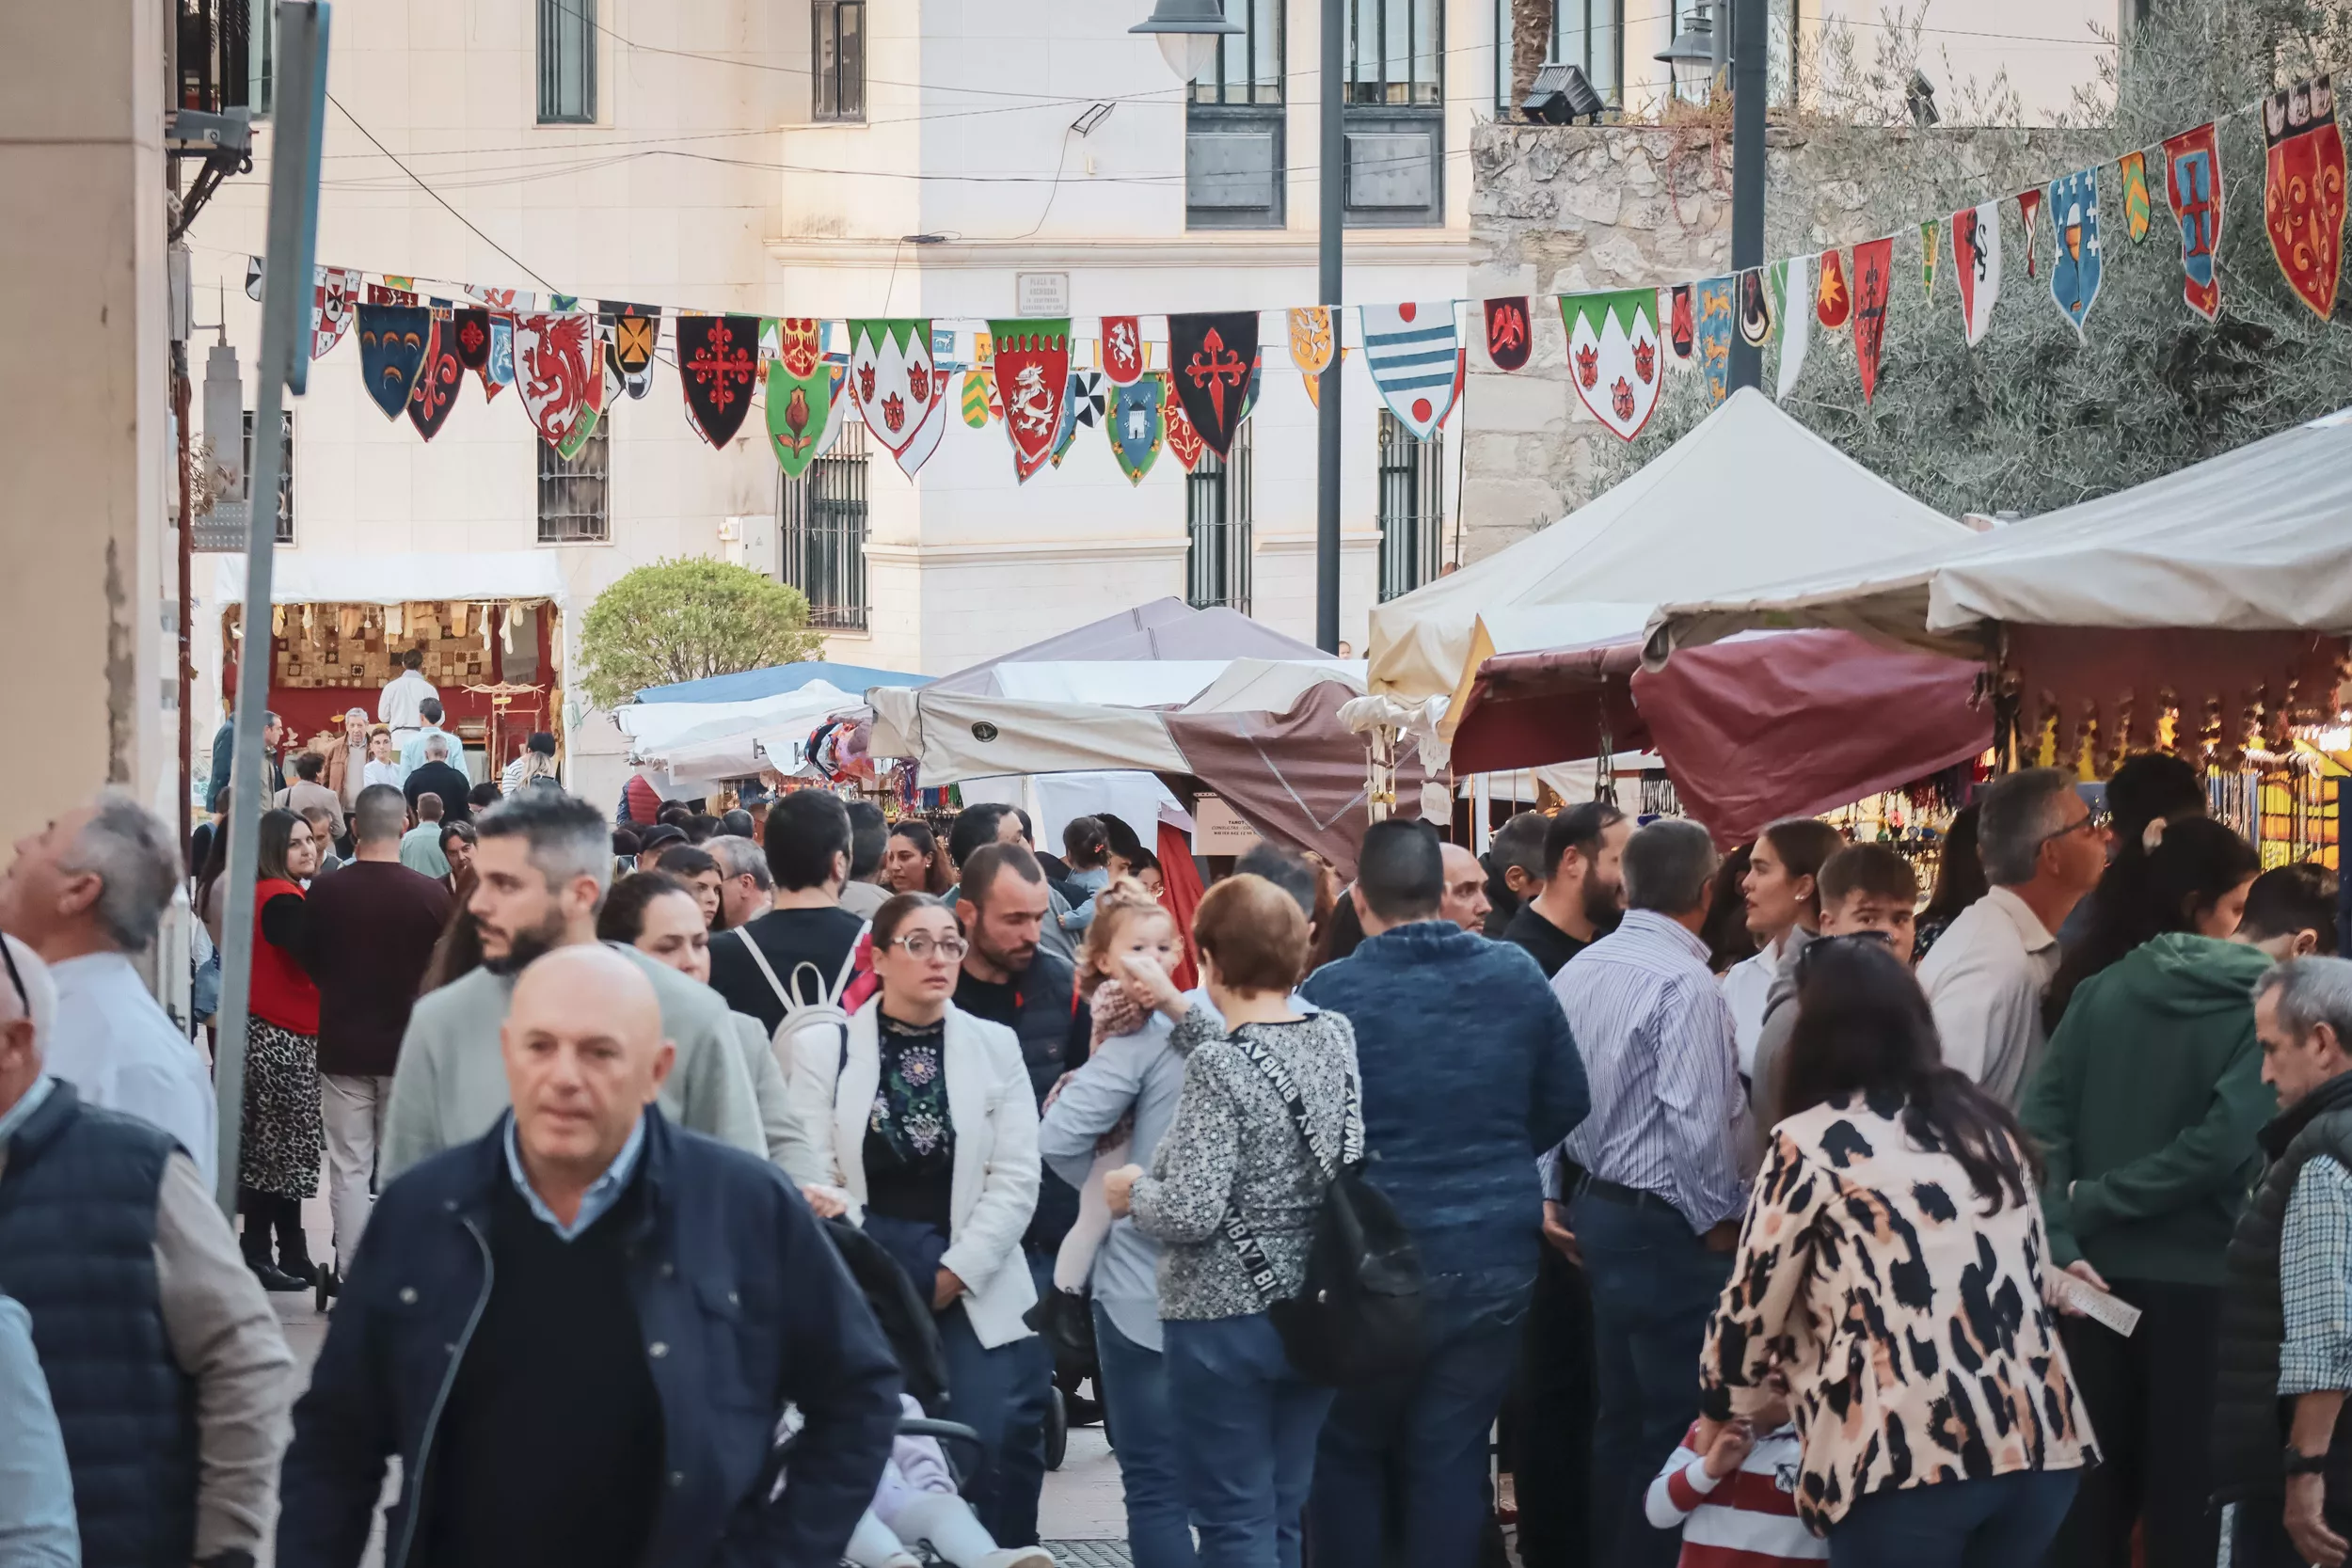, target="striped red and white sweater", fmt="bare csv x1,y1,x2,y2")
1644,1421,1823,1568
